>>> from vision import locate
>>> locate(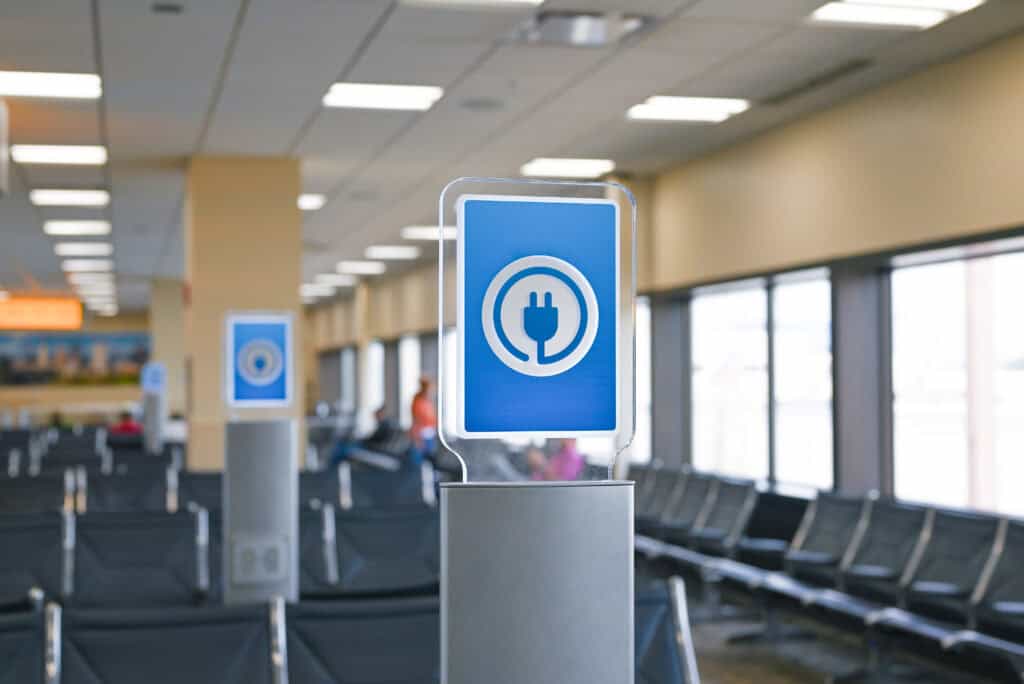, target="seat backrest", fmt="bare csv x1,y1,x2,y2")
636,579,700,684
0,473,70,514
85,471,168,513
841,499,926,601
0,607,45,684
696,479,755,541
299,469,338,507
330,509,440,596
794,493,864,558
640,469,683,518
976,519,1024,638
663,473,713,527
178,471,222,511
62,603,277,684
350,467,427,509
72,511,204,608
630,465,654,502
287,596,441,683
905,509,1000,623
0,512,68,600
